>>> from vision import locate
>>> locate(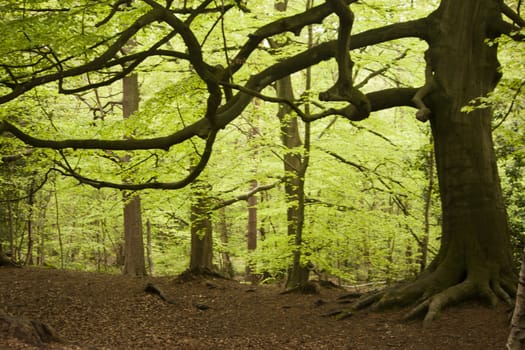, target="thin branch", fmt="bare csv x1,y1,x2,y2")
228,0,359,76
305,197,356,212
0,8,163,104
96,0,130,27
213,180,281,209
0,168,53,203
349,122,397,147
492,80,525,130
